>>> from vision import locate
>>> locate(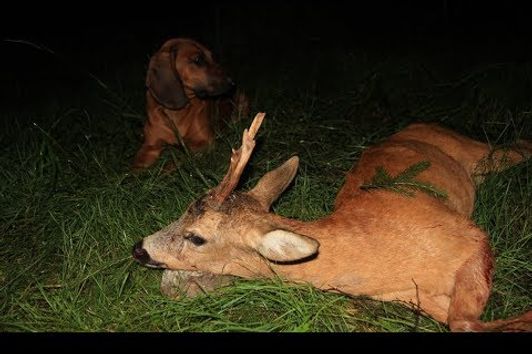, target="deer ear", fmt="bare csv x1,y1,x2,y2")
255,229,319,262
247,156,299,210
146,47,189,109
